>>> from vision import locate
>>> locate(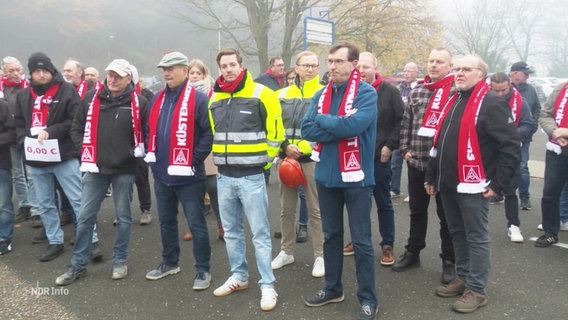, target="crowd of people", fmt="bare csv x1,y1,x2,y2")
0,41,566,320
